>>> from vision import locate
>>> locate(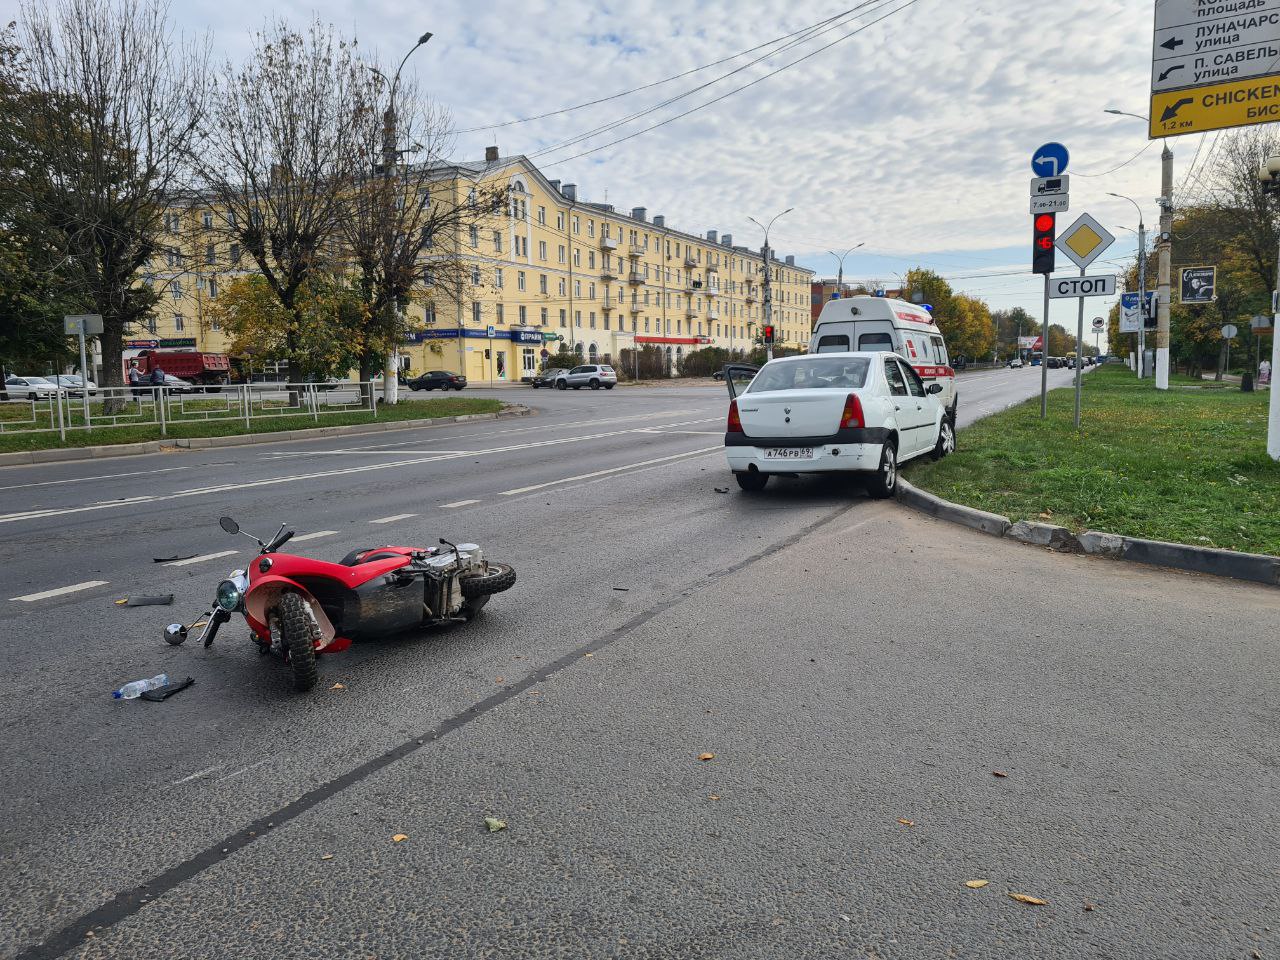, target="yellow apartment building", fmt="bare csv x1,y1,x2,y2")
142,149,815,383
